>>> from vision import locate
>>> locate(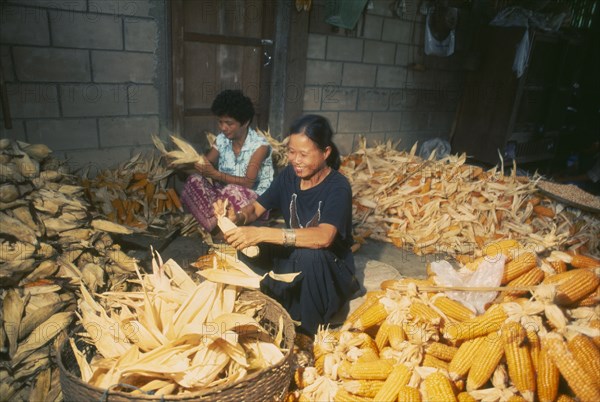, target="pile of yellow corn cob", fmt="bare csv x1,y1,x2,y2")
341,139,600,258
70,251,288,396
0,139,146,401
290,239,600,402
